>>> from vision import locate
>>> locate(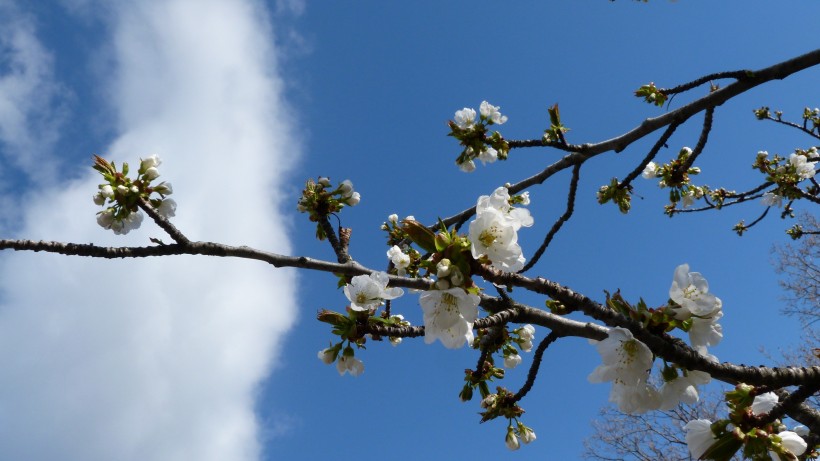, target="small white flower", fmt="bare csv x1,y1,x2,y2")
478,146,498,165
659,369,711,410
419,287,480,349
344,191,361,206
100,184,114,198
339,179,354,197
790,152,817,180
317,348,335,365
689,310,723,348
157,199,177,218
609,381,661,414
96,208,115,229
761,192,783,207
343,272,404,311
469,207,525,272
751,391,778,416
519,192,530,206
517,324,535,342
454,107,477,129
144,167,160,180
504,353,522,369
388,213,398,224
117,185,128,195
588,327,654,383
387,246,411,275
518,424,536,444
669,264,721,318
336,355,364,377
92,192,106,206
642,162,659,179
140,154,162,170
773,431,808,459
154,182,173,195
684,419,717,459
479,101,508,125
458,159,476,173
505,428,520,451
